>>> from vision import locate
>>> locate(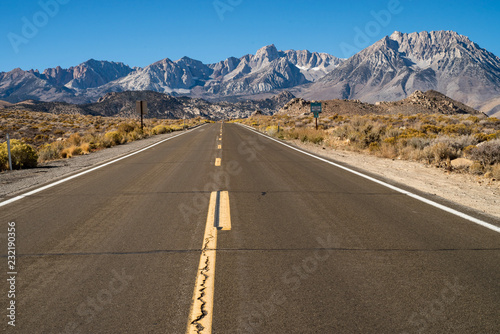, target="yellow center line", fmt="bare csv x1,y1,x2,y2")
186,191,232,333
215,158,221,166
218,145,221,149
218,191,231,231
186,192,218,334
